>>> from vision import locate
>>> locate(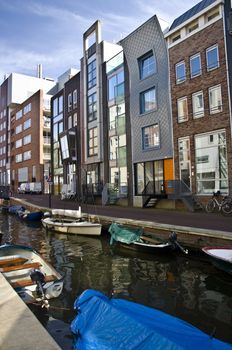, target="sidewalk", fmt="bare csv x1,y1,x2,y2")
11,194,232,234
